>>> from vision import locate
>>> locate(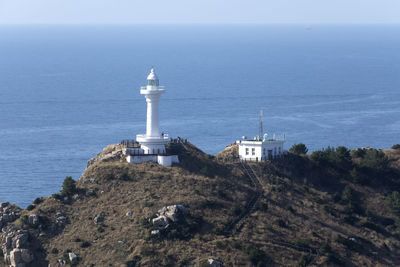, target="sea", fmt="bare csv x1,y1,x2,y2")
0,25,399,207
